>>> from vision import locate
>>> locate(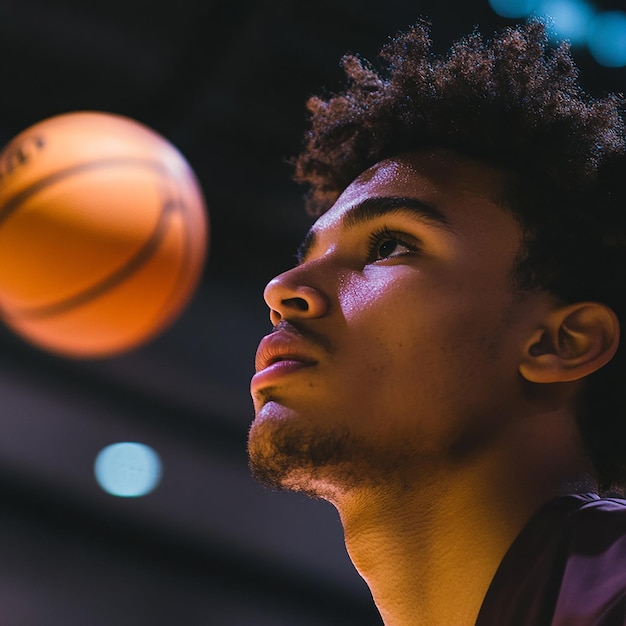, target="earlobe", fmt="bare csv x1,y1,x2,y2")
519,302,620,384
